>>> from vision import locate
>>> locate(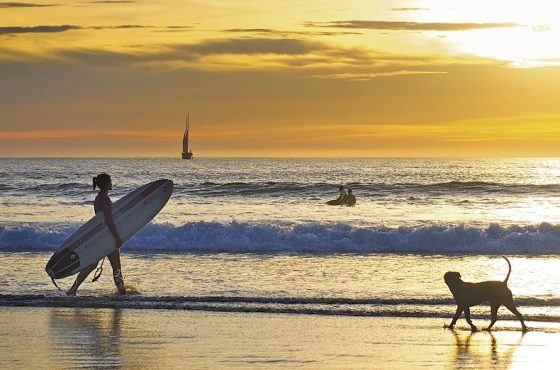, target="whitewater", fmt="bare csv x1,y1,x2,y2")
2,157,560,321
3,221,560,254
